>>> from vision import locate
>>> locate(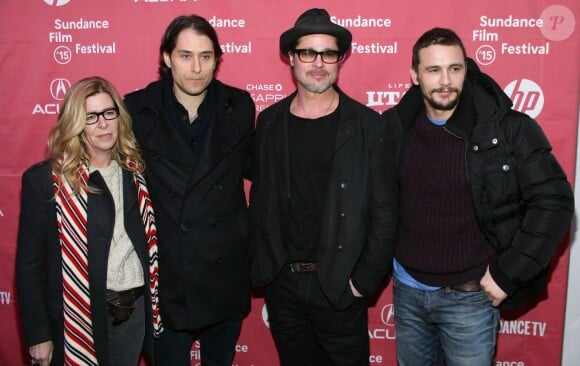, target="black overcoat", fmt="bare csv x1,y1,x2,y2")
125,79,255,329
15,161,154,365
